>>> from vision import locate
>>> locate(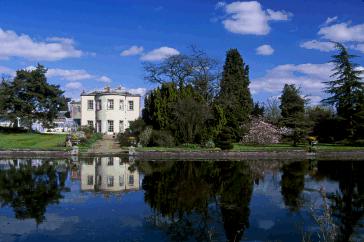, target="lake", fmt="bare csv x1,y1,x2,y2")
0,157,363,242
